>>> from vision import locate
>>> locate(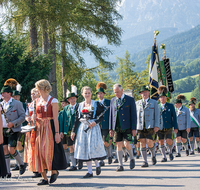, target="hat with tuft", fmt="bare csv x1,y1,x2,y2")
175,94,185,104
96,82,107,94
158,85,168,95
